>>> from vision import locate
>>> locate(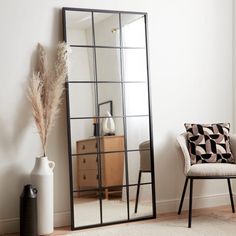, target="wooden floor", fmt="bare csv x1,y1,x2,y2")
6,205,236,236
